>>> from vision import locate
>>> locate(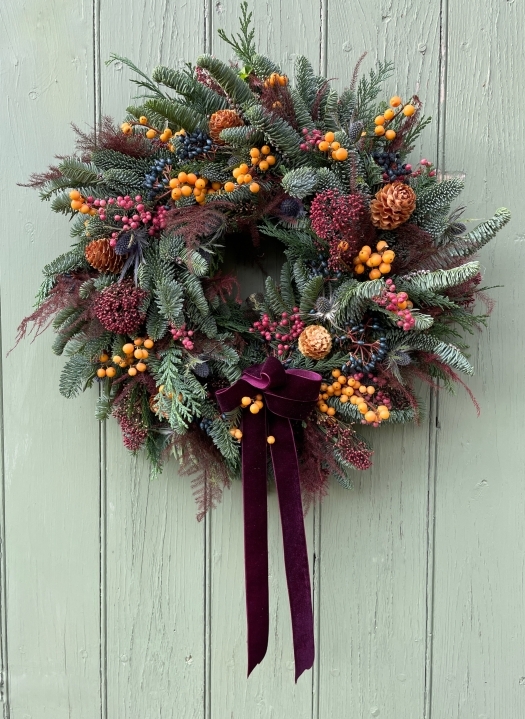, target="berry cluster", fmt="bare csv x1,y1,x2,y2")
169,172,221,204
200,417,214,434
228,425,243,441
317,369,391,426
121,116,174,146
374,279,415,330
334,321,388,373
170,323,195,350
353,240,395,279
324,424,373,470
410,158,437,178
249,145,276,171
144,157,172,200
373,96,416,139
300,128,324,151
306,253,335,280
263,72,288,88
240,393,265,415
96,337,155,378
177,129,213,161
249,308,305,356
372,149,412,183
226,162,260,194
316,131,349,161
